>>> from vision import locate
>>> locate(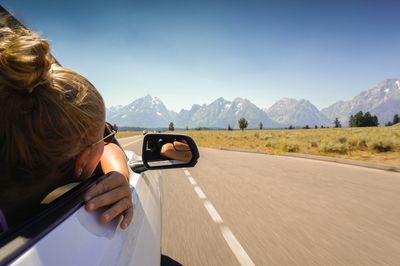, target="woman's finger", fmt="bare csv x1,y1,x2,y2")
84,172,125,201
120,207,134,229
85,185,130,212
100,198,132,224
